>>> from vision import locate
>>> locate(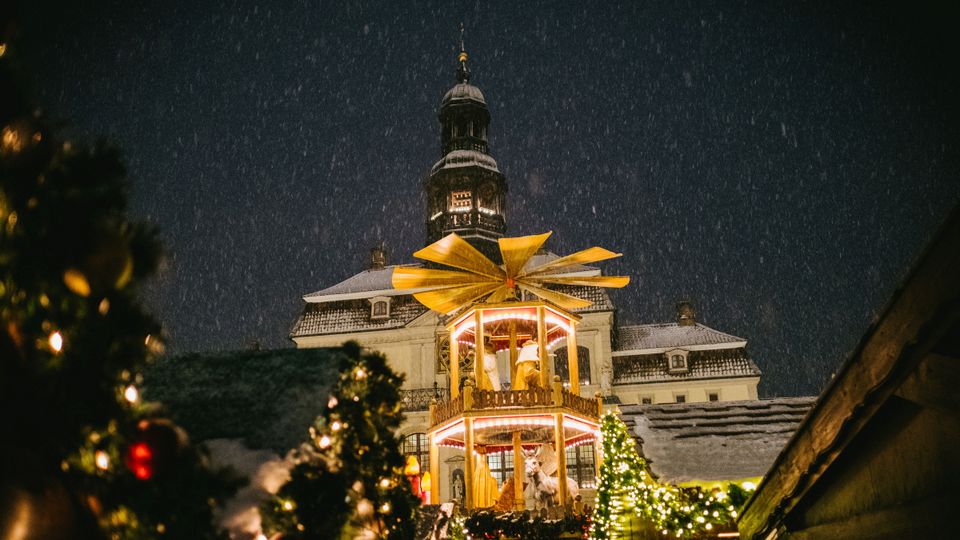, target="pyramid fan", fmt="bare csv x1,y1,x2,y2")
392,232,629,314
